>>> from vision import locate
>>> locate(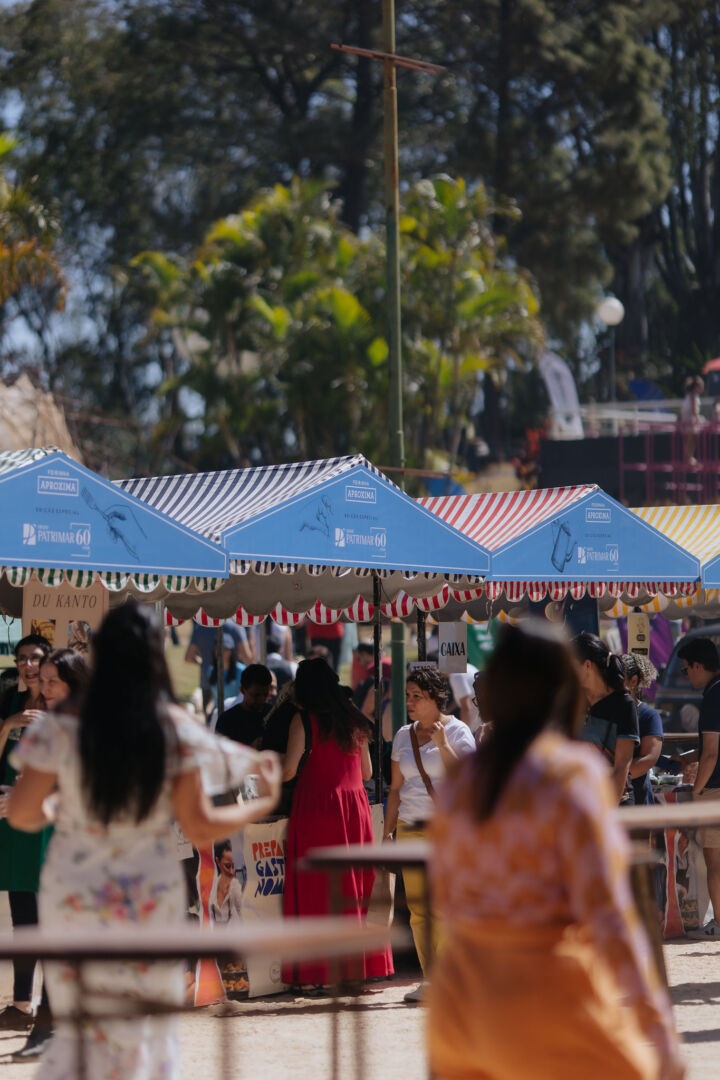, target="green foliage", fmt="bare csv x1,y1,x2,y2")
637,3,720,385
0,133,63,333
400,176,543,468
134,175,543,467
0,0,713,465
